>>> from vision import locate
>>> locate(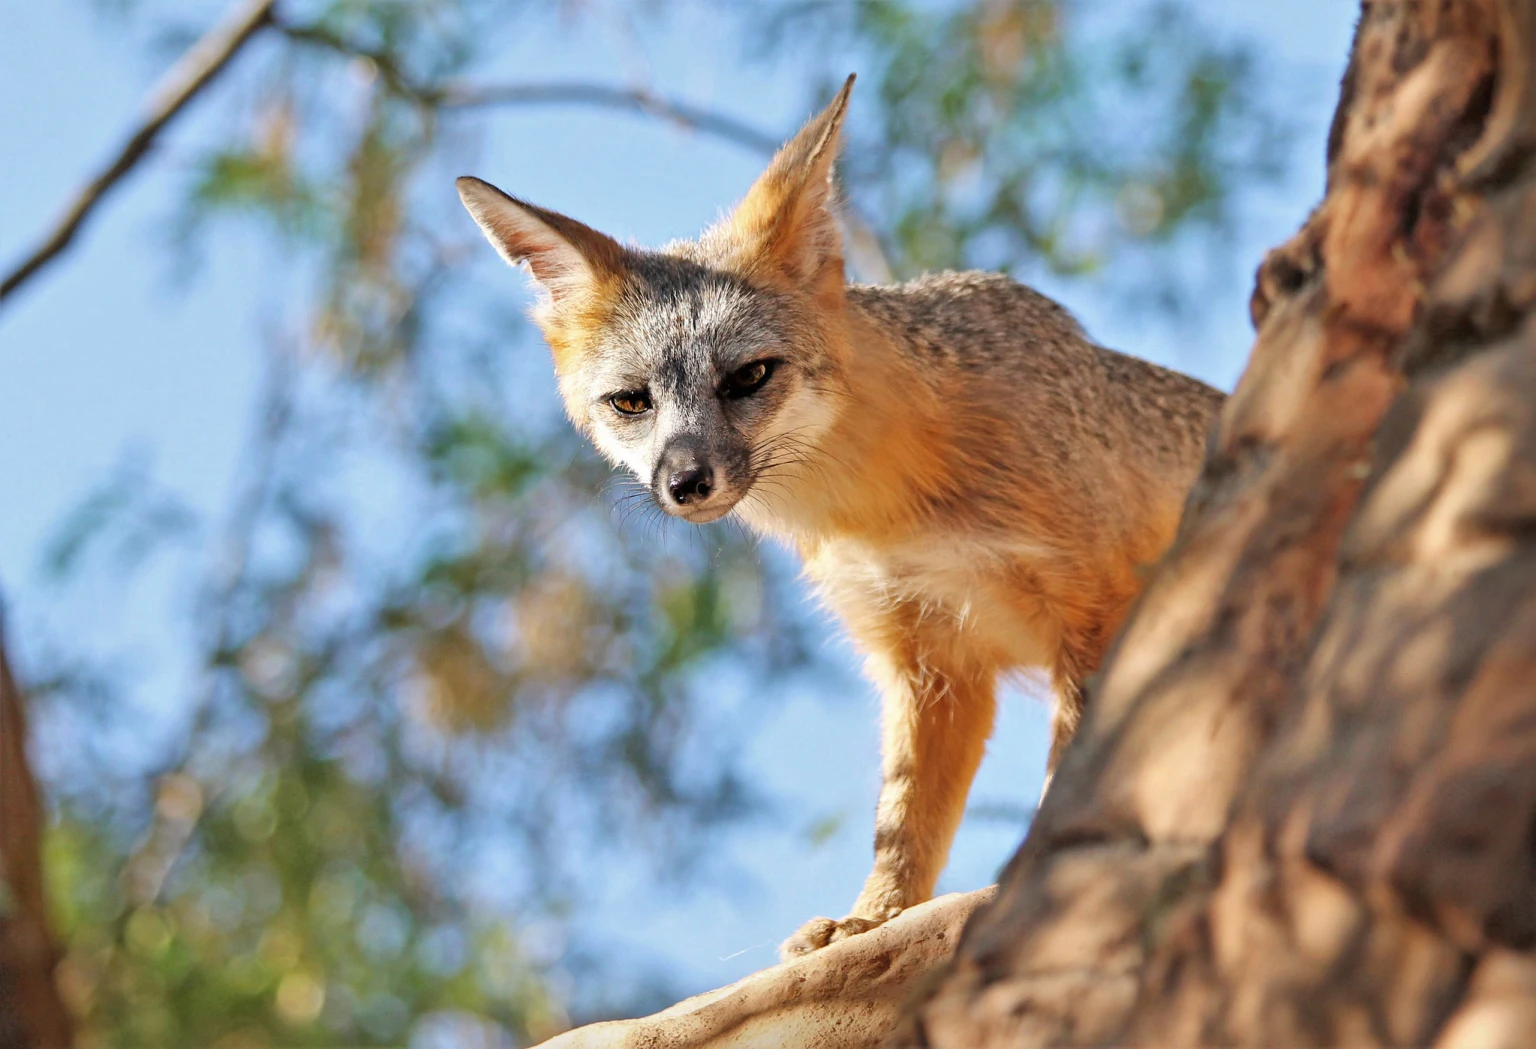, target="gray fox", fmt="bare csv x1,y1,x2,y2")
457,76,1223,959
